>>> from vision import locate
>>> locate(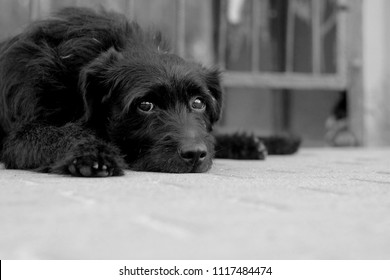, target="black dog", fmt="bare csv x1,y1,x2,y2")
0,7,223,176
